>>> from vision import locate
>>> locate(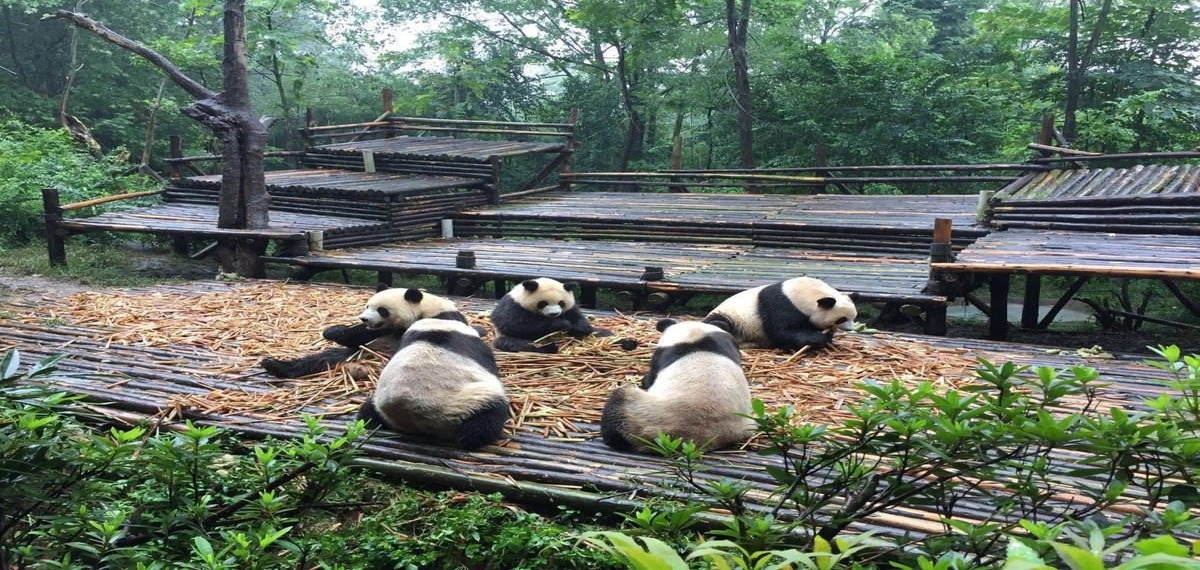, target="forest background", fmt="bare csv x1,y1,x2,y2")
1,0,1198,181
